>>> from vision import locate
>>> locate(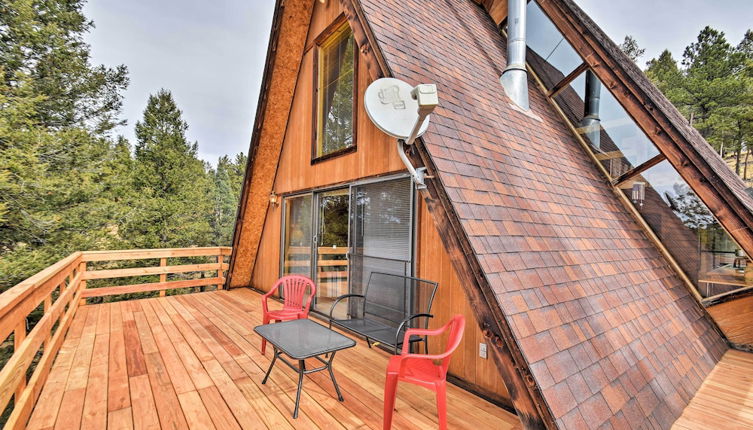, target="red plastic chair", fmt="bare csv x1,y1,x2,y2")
383,314,465,430
261,275,316,354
